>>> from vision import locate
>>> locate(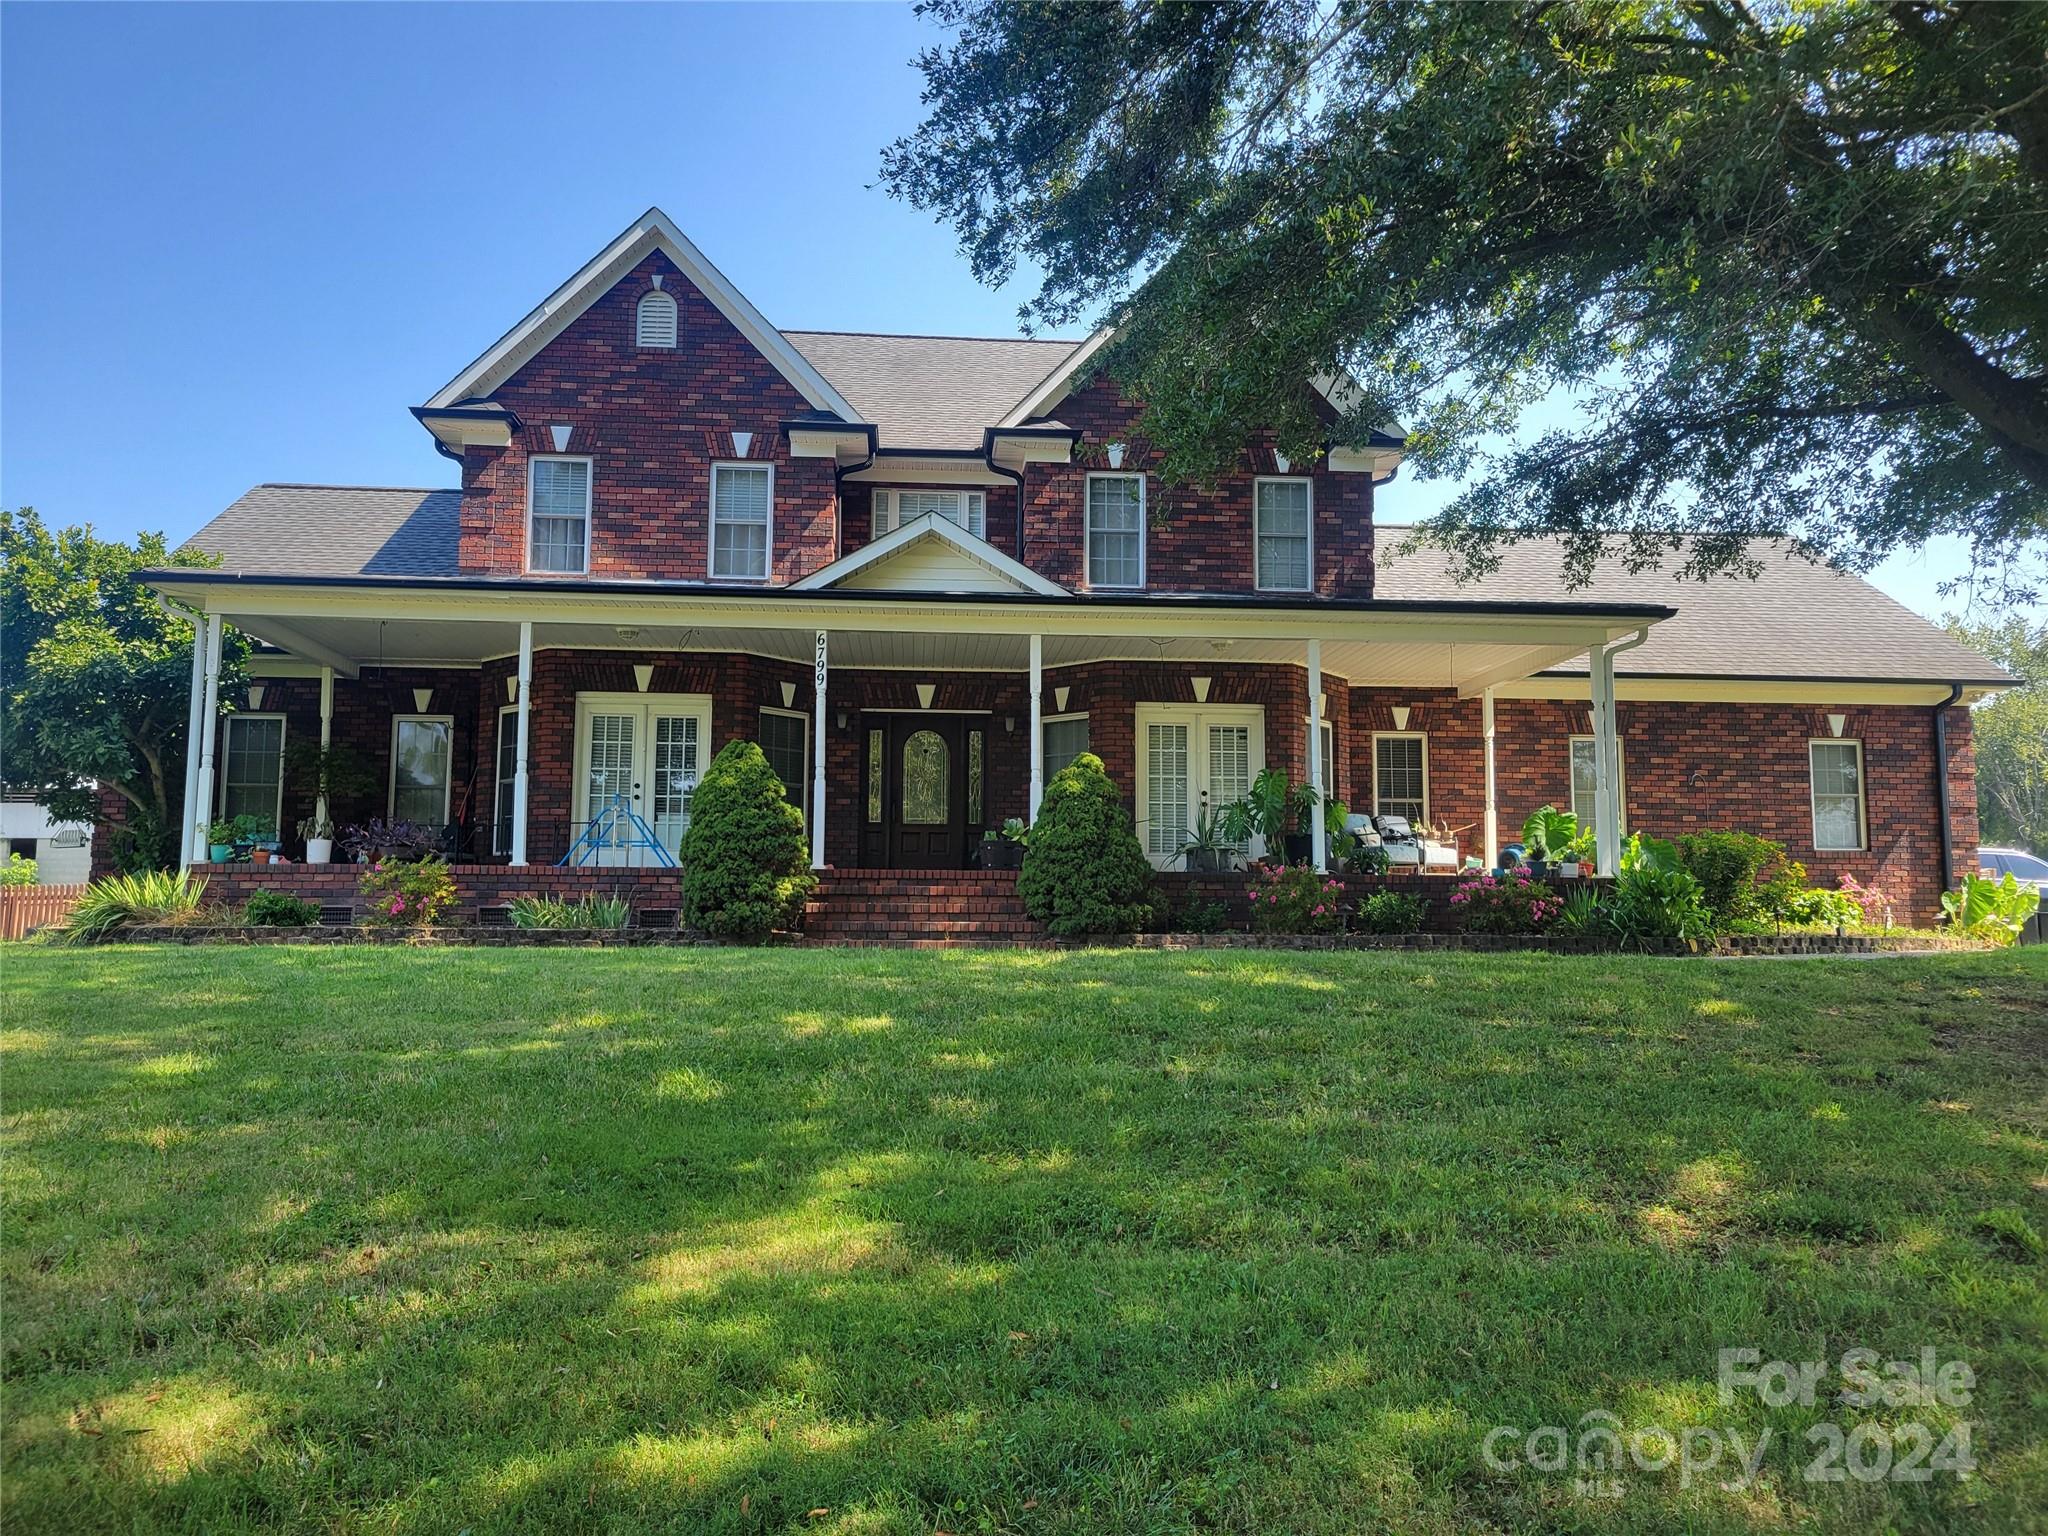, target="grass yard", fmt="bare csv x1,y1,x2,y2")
4,946,2046,1534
